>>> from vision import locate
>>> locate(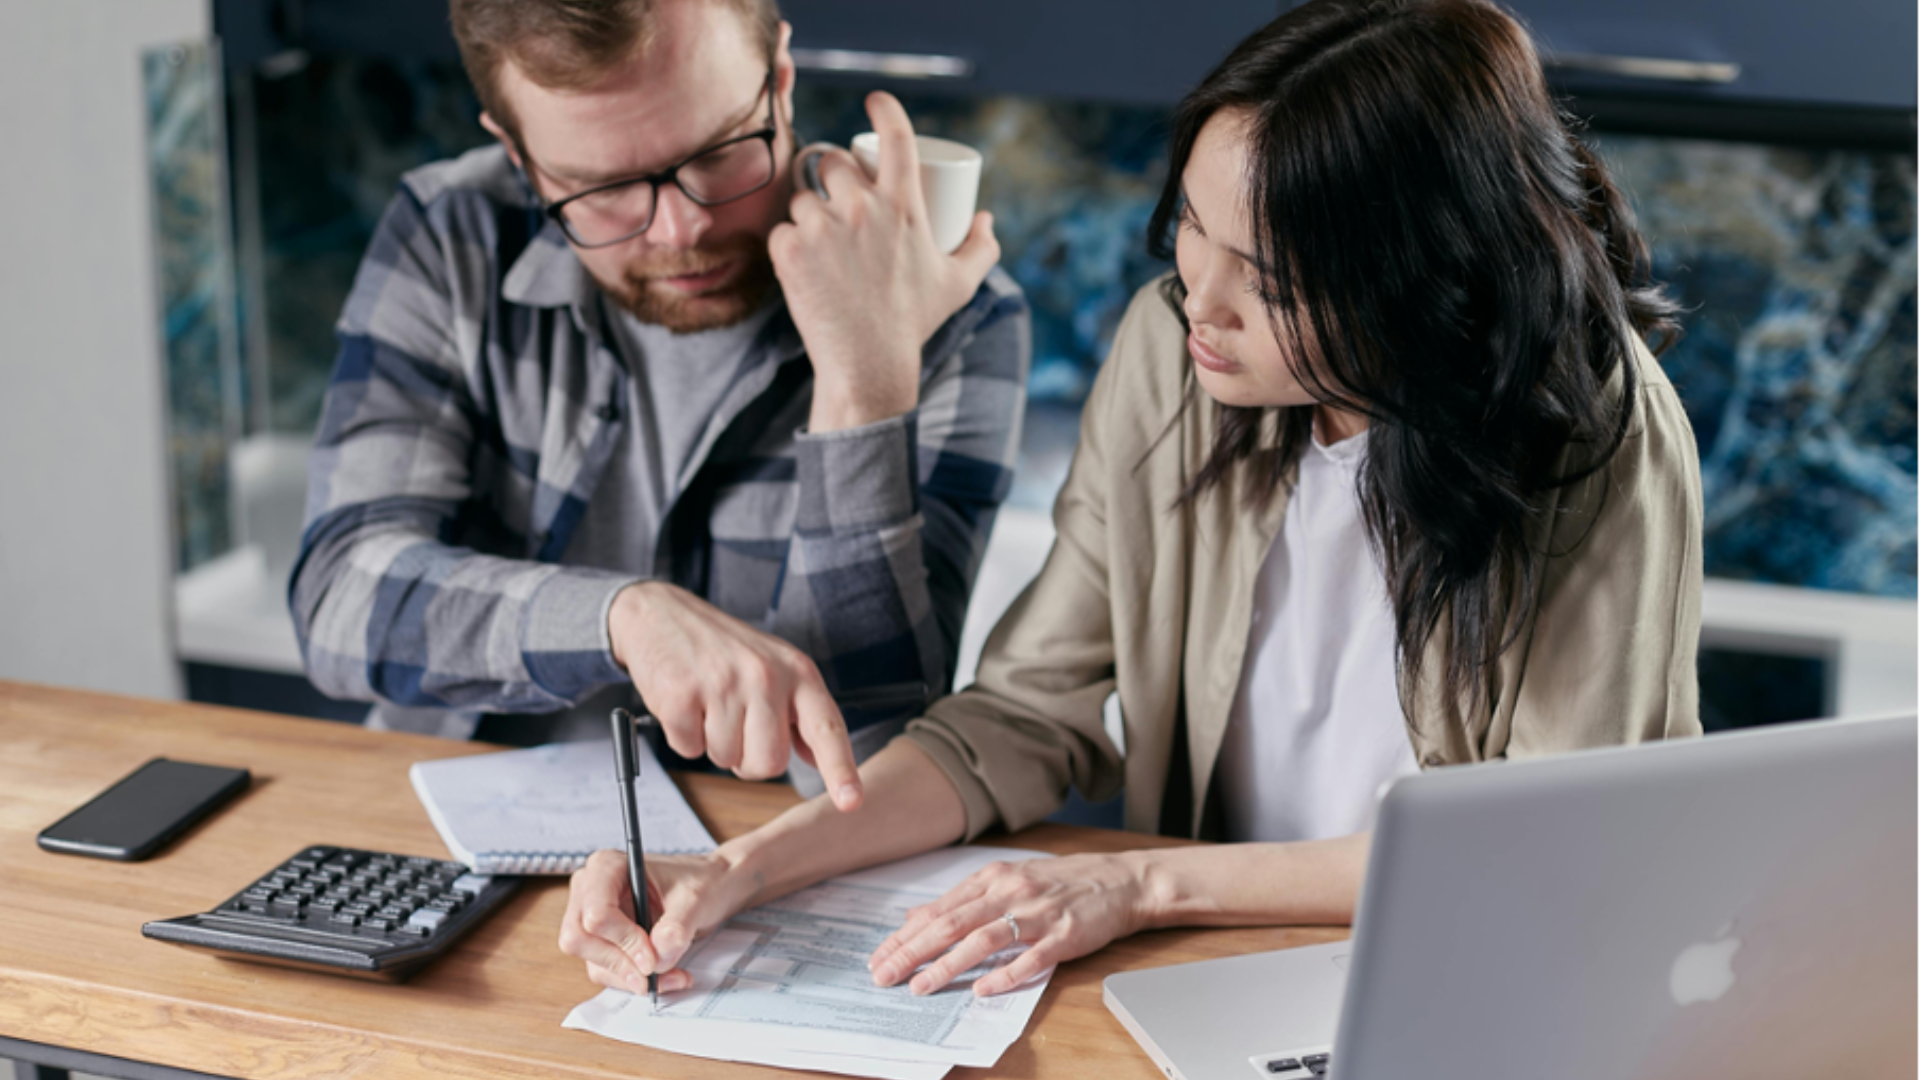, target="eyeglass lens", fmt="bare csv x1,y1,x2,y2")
559,137,774,246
